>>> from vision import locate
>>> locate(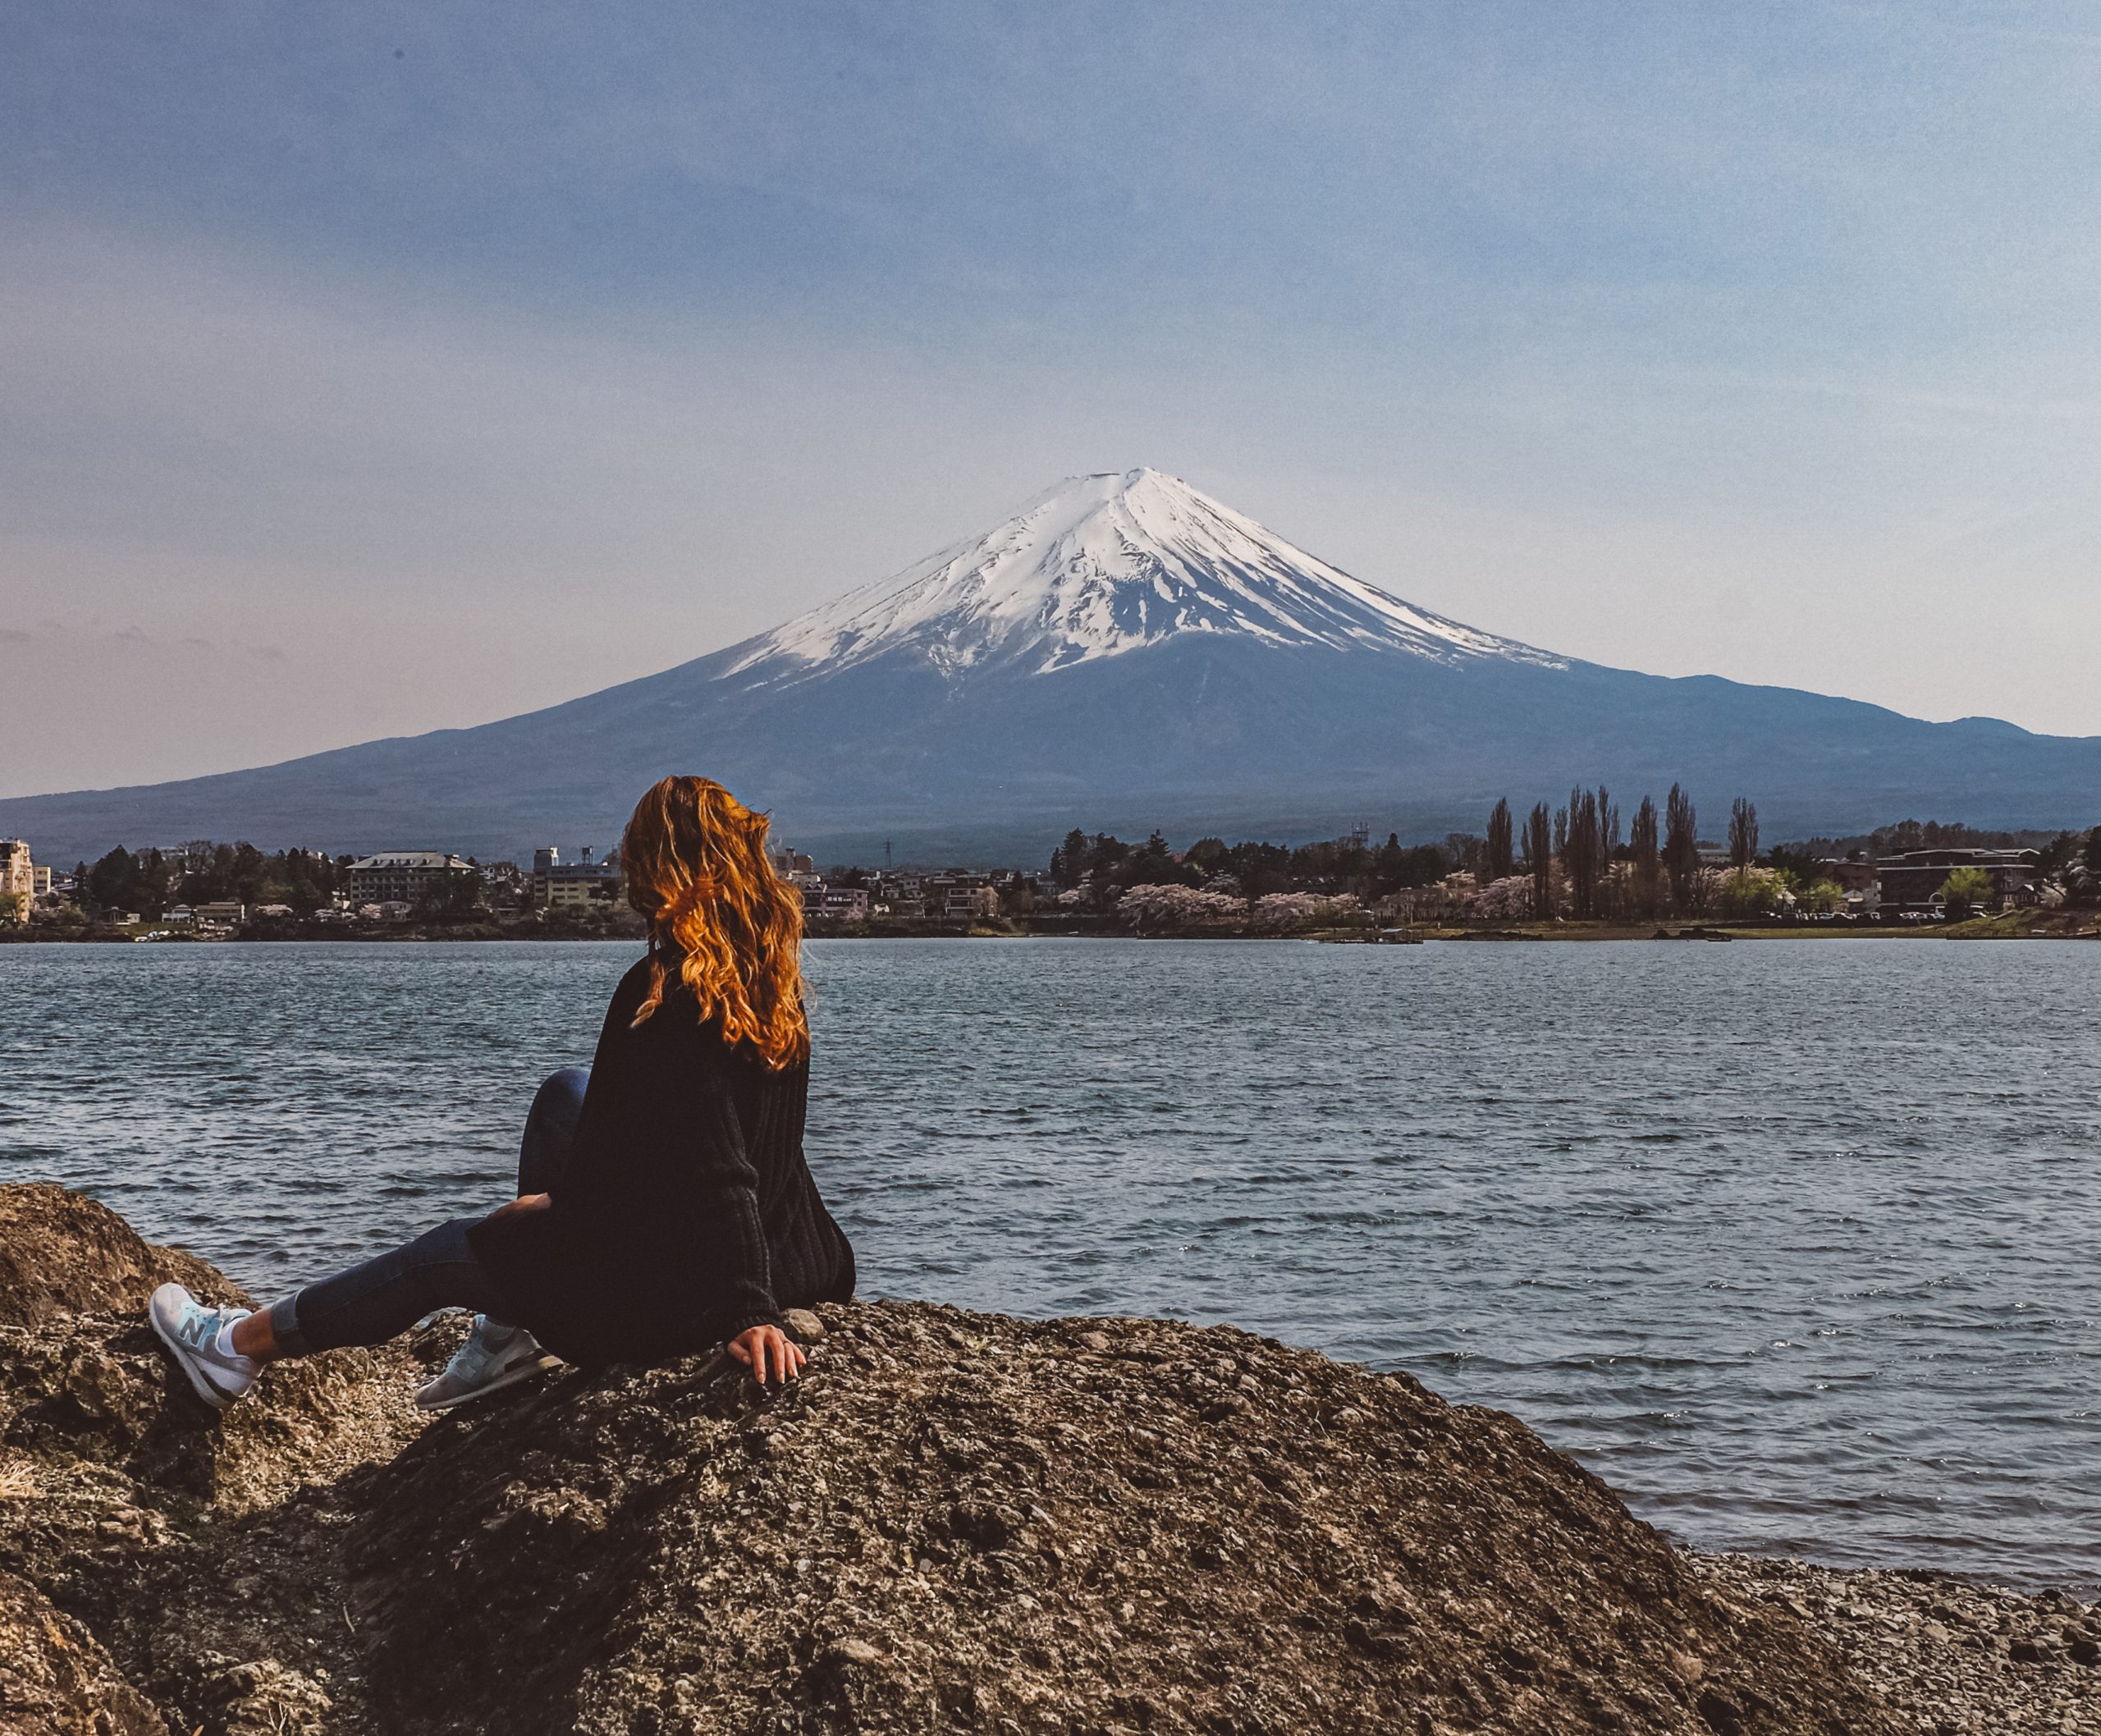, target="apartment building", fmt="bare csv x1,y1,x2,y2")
346,850,478,905
533,845,620,910
0,839,33,921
